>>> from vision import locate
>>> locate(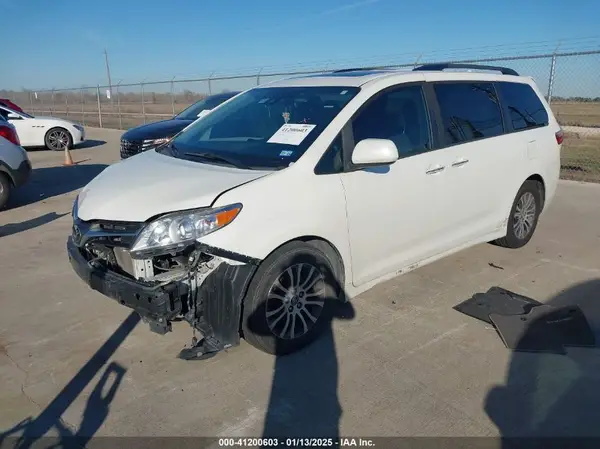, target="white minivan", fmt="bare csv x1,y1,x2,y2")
68,64,562,358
